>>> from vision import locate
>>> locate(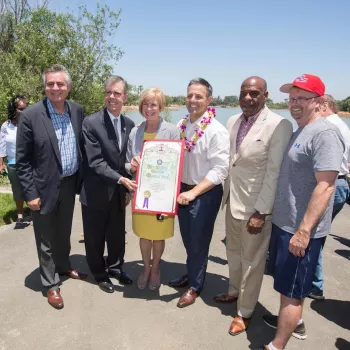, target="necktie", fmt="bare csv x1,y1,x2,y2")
113,118,120,149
